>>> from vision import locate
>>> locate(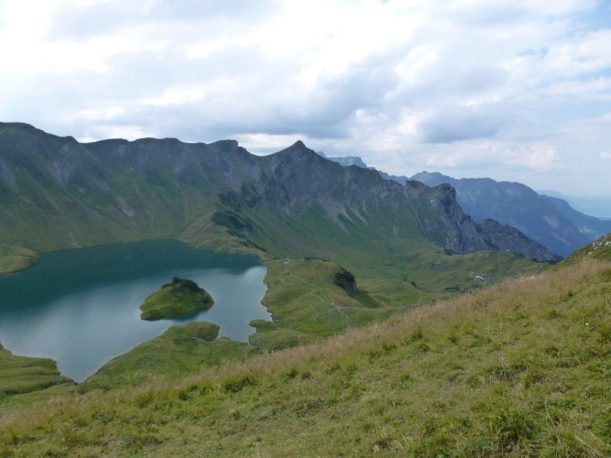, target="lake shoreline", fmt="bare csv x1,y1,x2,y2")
0,240,270,384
